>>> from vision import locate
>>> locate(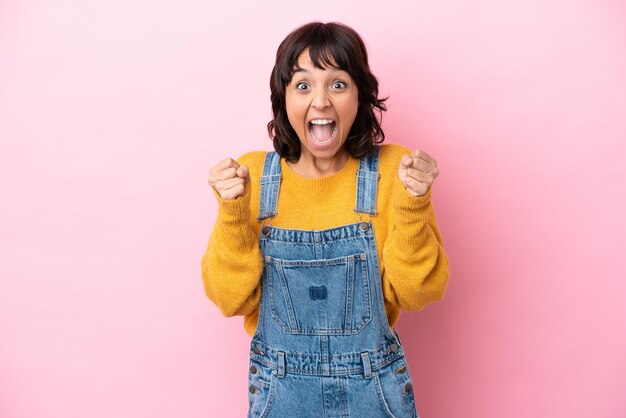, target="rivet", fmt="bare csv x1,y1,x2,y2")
262,226,271,236
359,222,369,231
402,382,413,393
253,345,264,355
249,384,257,394
250,365,258,374
388,343,399,353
